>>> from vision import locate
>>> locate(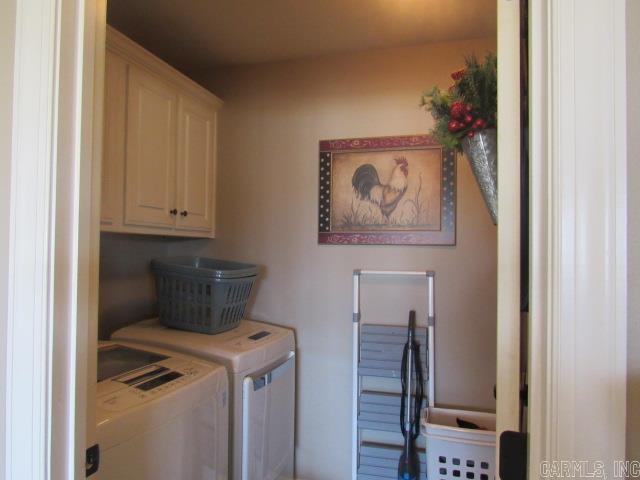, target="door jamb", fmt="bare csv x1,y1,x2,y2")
528,0,627,476
3,0,105,477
